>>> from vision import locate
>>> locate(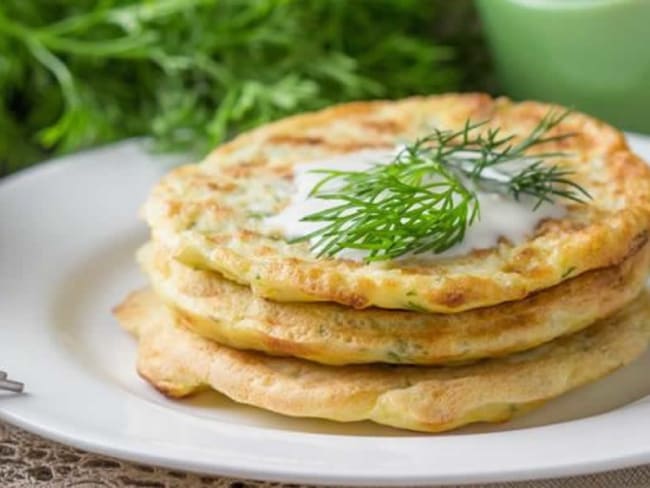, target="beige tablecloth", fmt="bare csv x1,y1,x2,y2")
2,421,649,487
